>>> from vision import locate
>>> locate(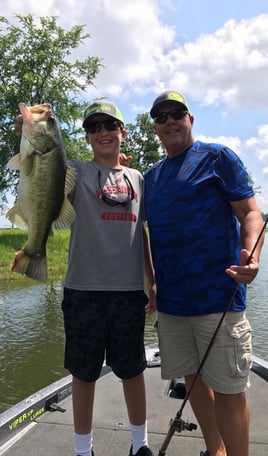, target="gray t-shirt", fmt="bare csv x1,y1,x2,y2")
64,160,145,291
